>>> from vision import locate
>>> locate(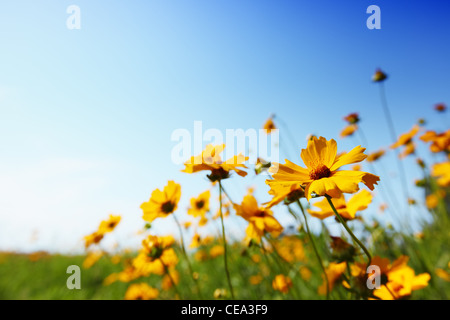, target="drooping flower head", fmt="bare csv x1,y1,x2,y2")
307,189,373,220
266,136,379,201
141,181,181,222
234,194,283,244
420,129,450,153
182,144,248,182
